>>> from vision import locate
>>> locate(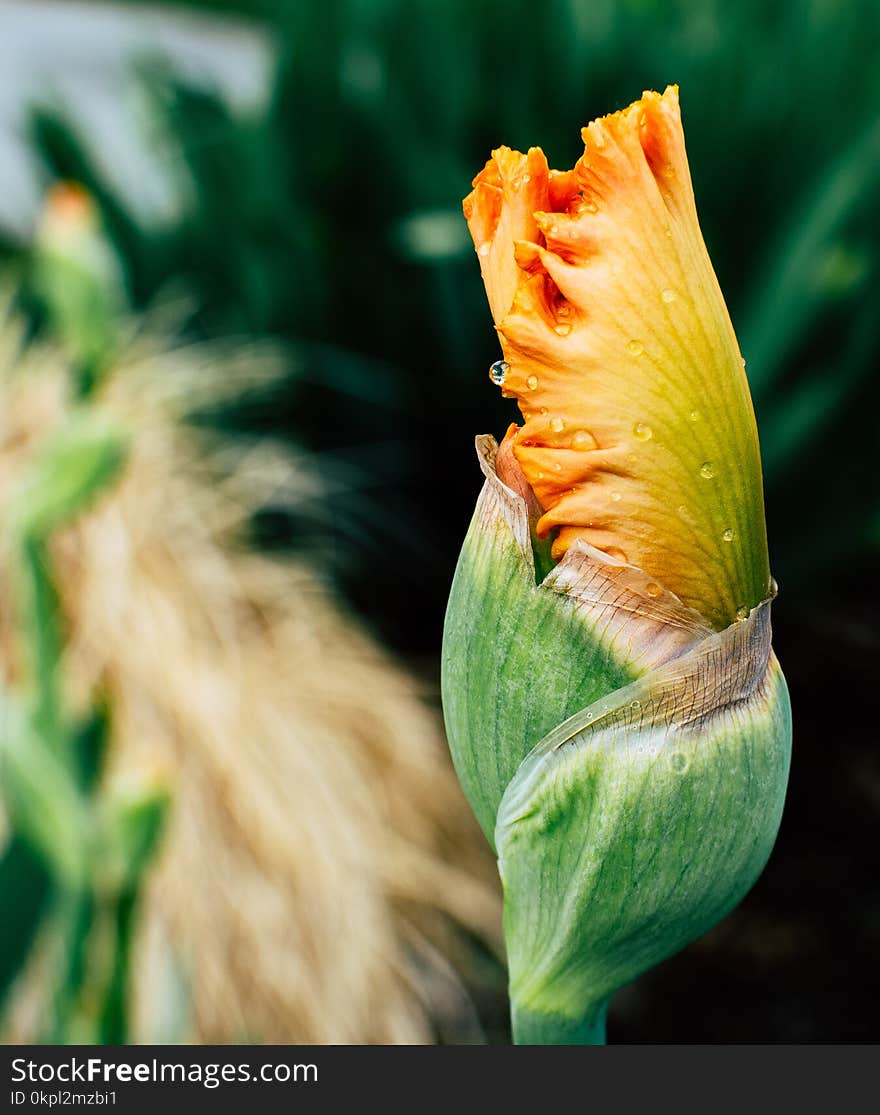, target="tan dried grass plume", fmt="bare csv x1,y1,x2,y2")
0,303,500,1043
